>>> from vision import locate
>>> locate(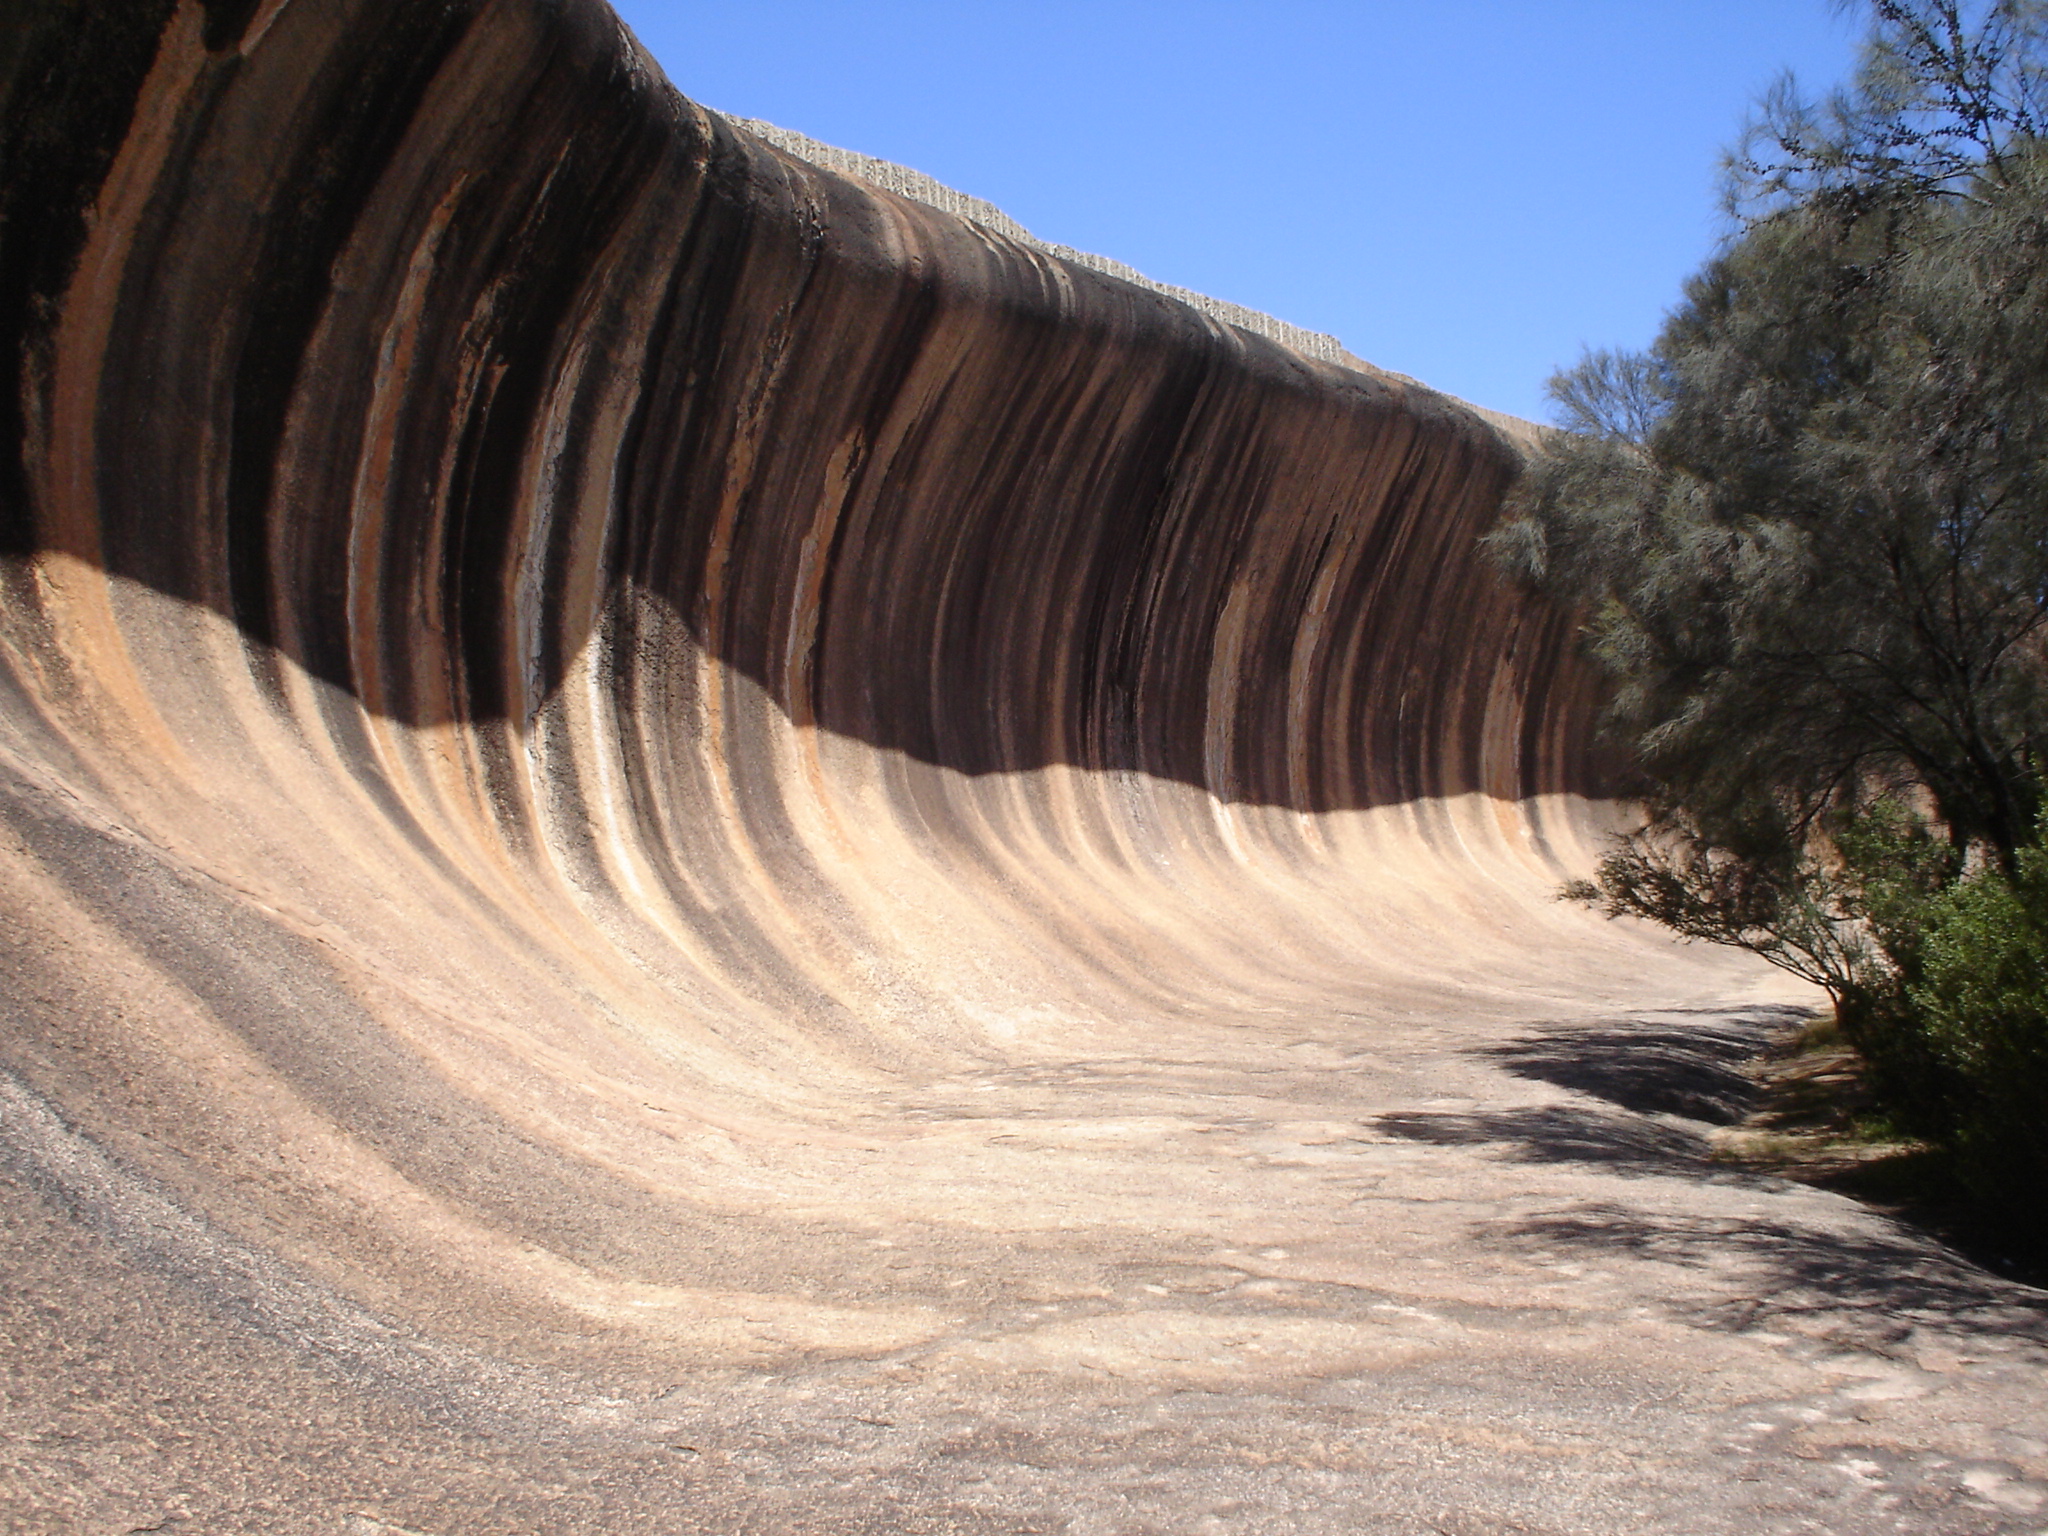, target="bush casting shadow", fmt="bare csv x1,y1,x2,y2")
1388,1005,2048,1294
